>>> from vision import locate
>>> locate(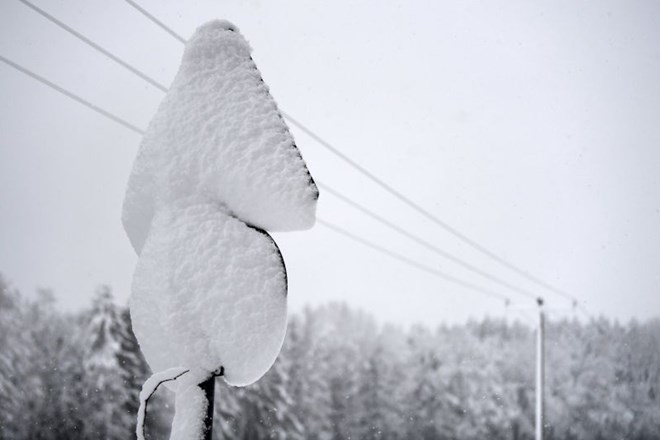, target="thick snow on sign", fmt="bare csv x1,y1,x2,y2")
123,19,318,438
123,19,318,255
131,202,287,386
123,18,318,385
